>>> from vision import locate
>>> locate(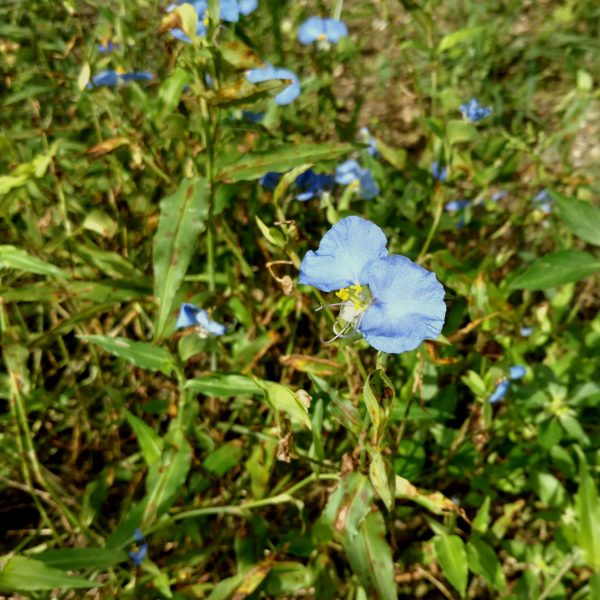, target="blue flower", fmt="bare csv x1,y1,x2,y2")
245,64,300,105
176,303,225,336
491,190,507,202
431,161,447,182
259,172,281,189
489,379,510,404
335,160,379,199
509,364,526,380
359,127,379,157
87,70,153,88
298,217,446,353
295,169,334,201
460,98,492,122
239,0,258,15
298,16,348,45
98,39,118,54
532,189,553,214
445,200,470,212
520,326,533,337
129,528,148,566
